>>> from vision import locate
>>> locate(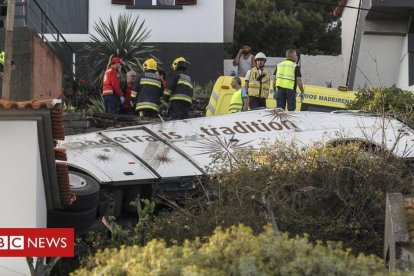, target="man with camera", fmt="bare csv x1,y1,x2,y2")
232,45,255,77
